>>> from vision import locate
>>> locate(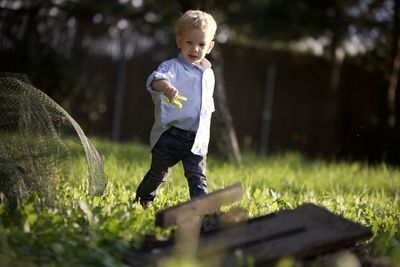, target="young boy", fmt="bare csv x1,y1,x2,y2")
134,10,217,208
